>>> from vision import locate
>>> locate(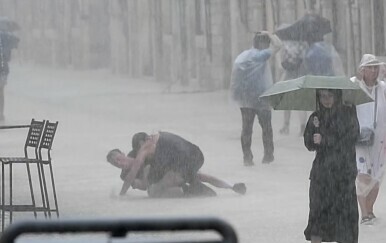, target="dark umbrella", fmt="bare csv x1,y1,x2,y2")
0,31,19,69
275,13,331,42
0,17,20,32
0,32,19,50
